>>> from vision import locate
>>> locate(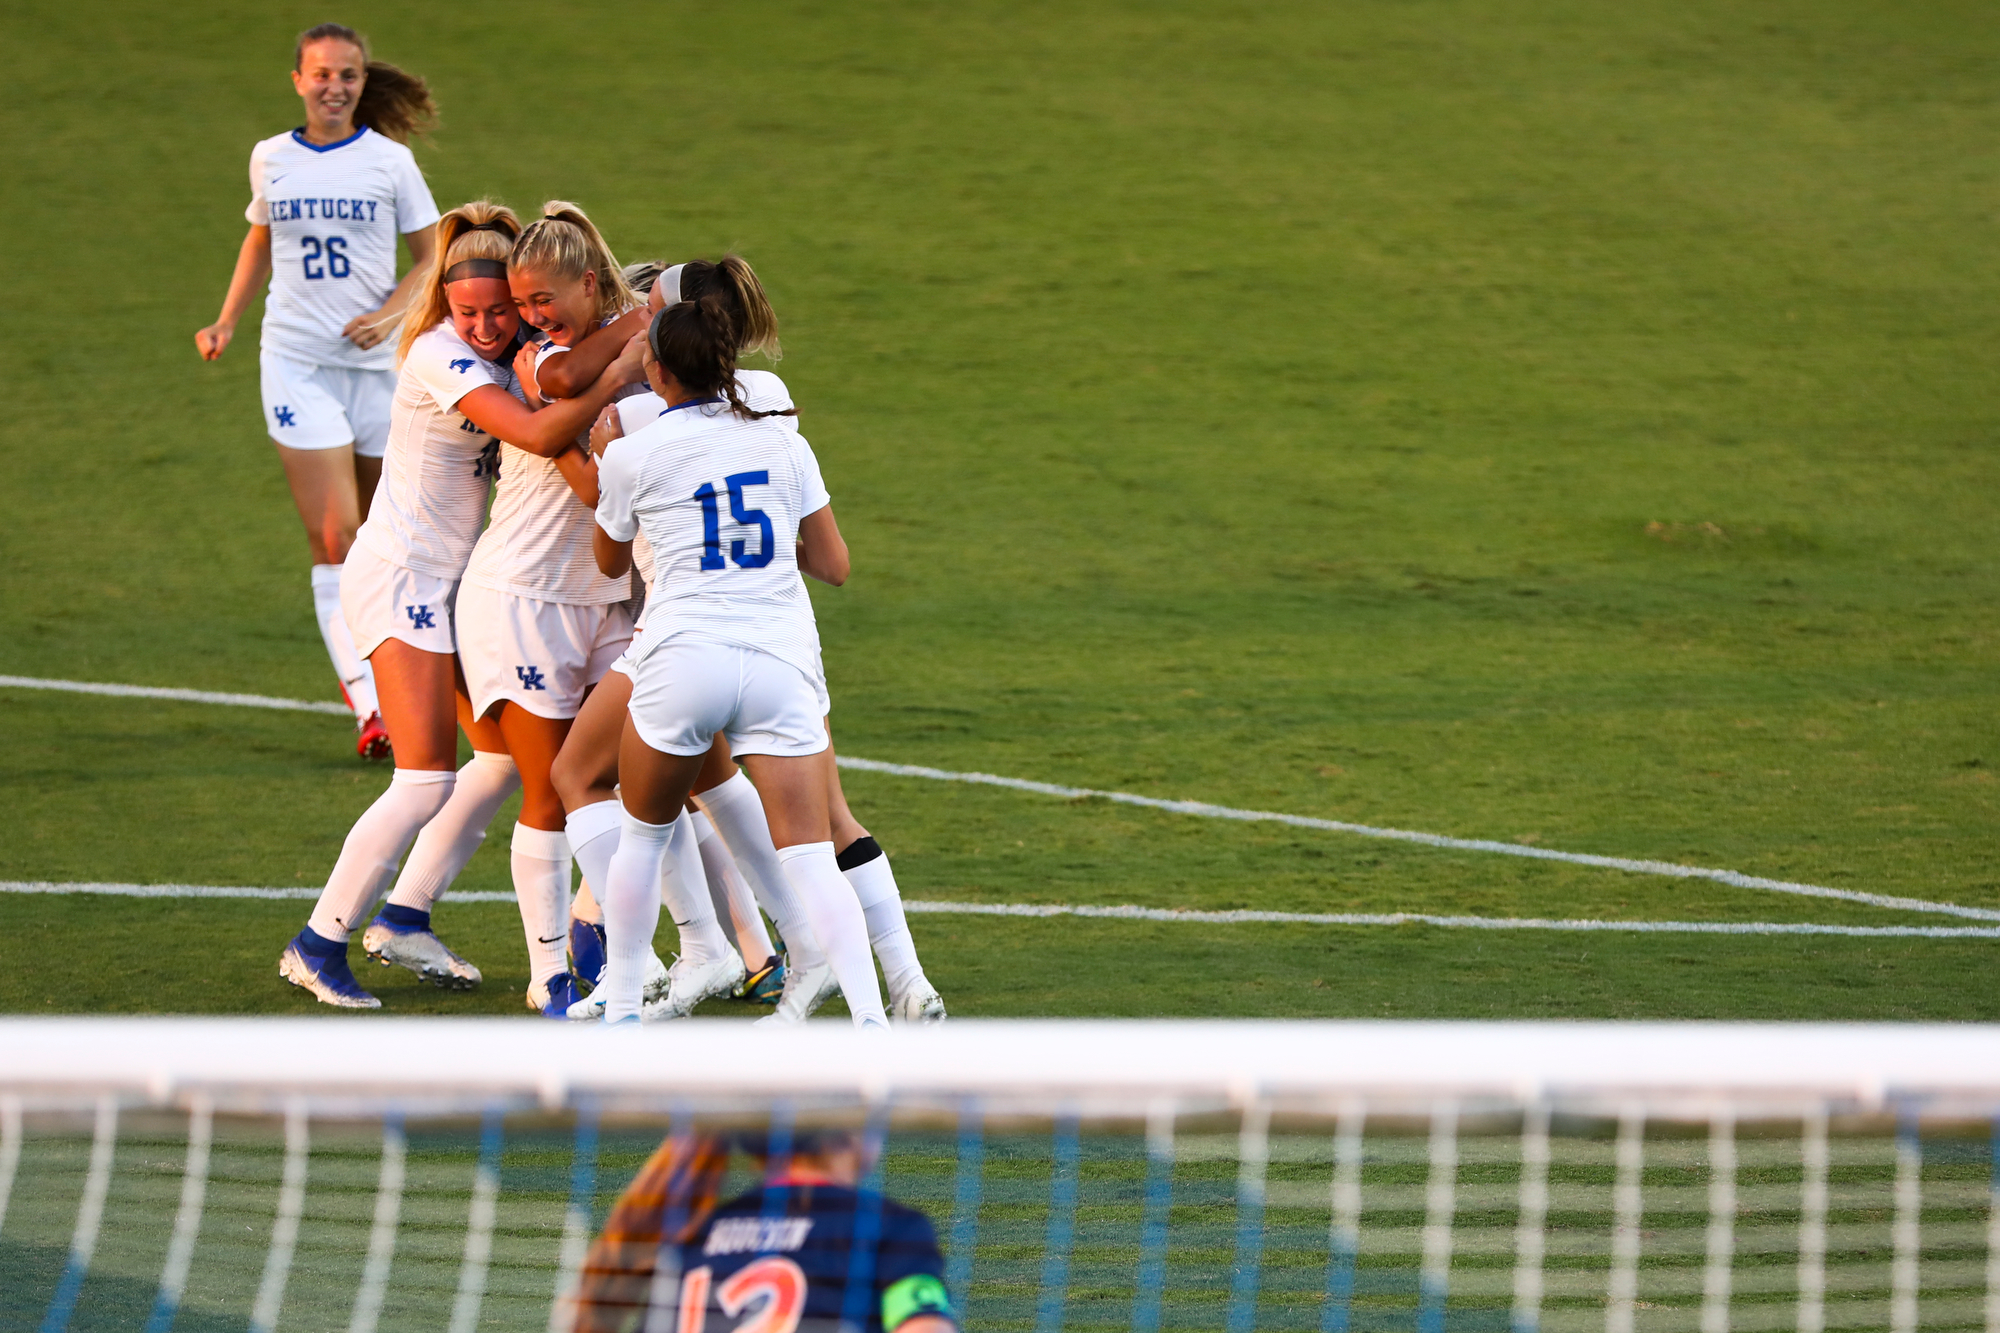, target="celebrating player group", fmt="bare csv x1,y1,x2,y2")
196,24,945,1028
